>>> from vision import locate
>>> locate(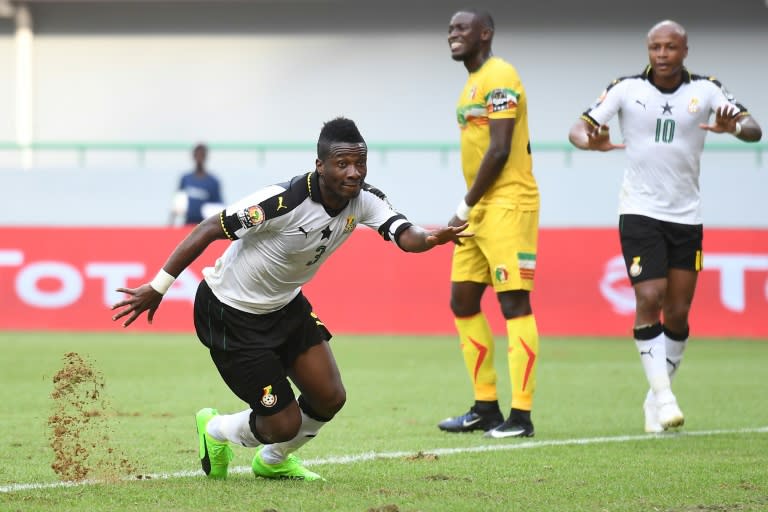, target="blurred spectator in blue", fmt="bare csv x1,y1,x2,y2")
169,143,224,226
